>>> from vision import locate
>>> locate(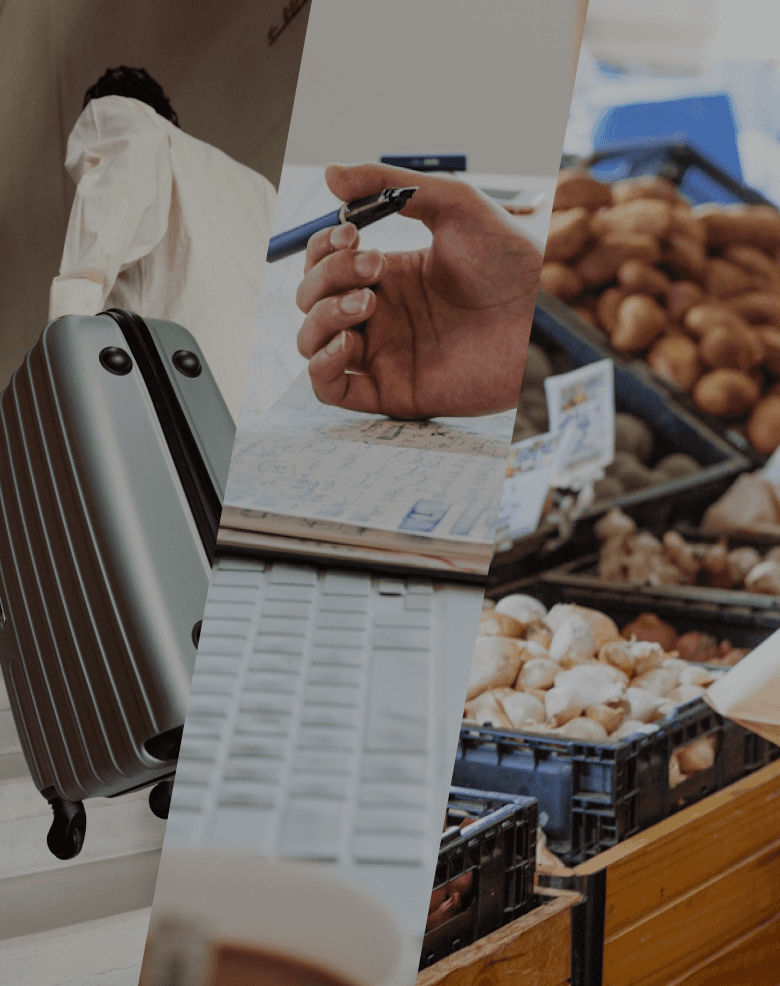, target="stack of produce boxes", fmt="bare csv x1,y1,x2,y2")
425,152,780,986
